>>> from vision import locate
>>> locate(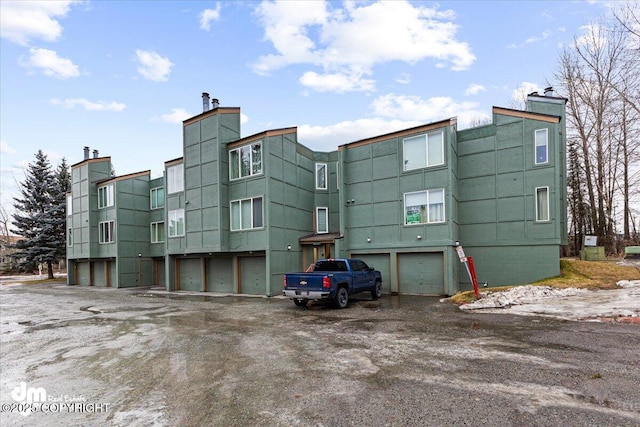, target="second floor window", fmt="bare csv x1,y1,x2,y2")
98,184,114,209
151,221,165,243
536,187,550,222
67,194,72,216
316,207,328,233
230,141,262,180
167,164,184,194
99,220,115,243
403,130,444,171
231,197,263,231
67,227,73,247
404,189,445,225
168,209,185,237
151,187,165,209
316,163,327,190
